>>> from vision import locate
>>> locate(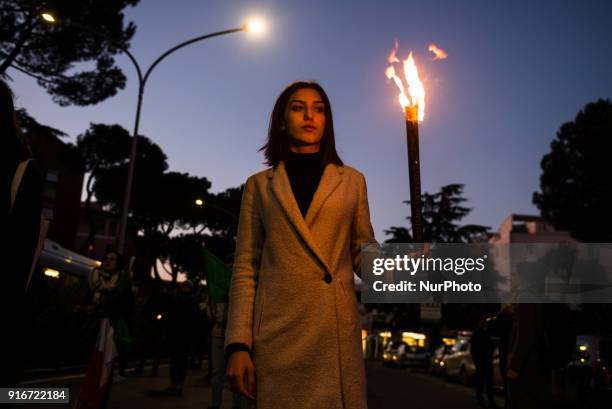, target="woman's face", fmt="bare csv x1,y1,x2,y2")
283,88,326,153
102,252,119,273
